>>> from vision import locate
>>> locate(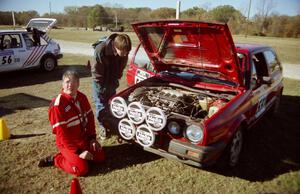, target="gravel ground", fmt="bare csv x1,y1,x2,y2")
57,39,300,80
